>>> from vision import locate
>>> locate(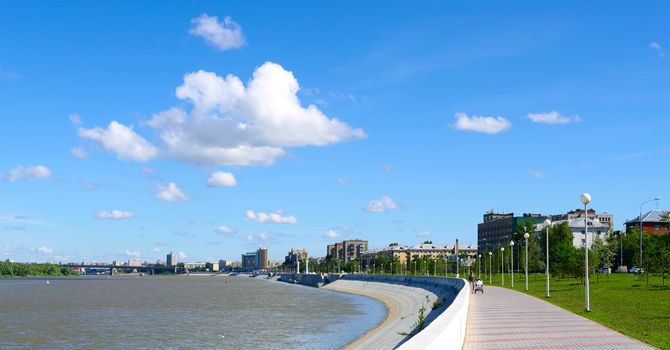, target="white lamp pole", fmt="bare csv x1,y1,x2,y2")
500,247,505,286
478,254,482,278
524,232,530,291
544,218,551,298
456,255,460,278
510,241,515,288
581,192,591,312
488,251,492,285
